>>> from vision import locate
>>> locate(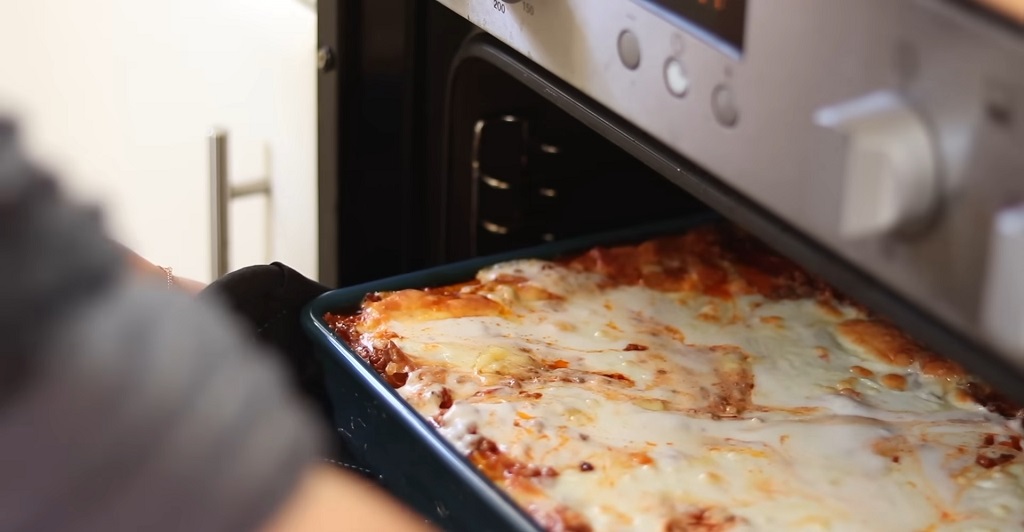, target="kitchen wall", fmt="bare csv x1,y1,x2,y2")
0,0,319,283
